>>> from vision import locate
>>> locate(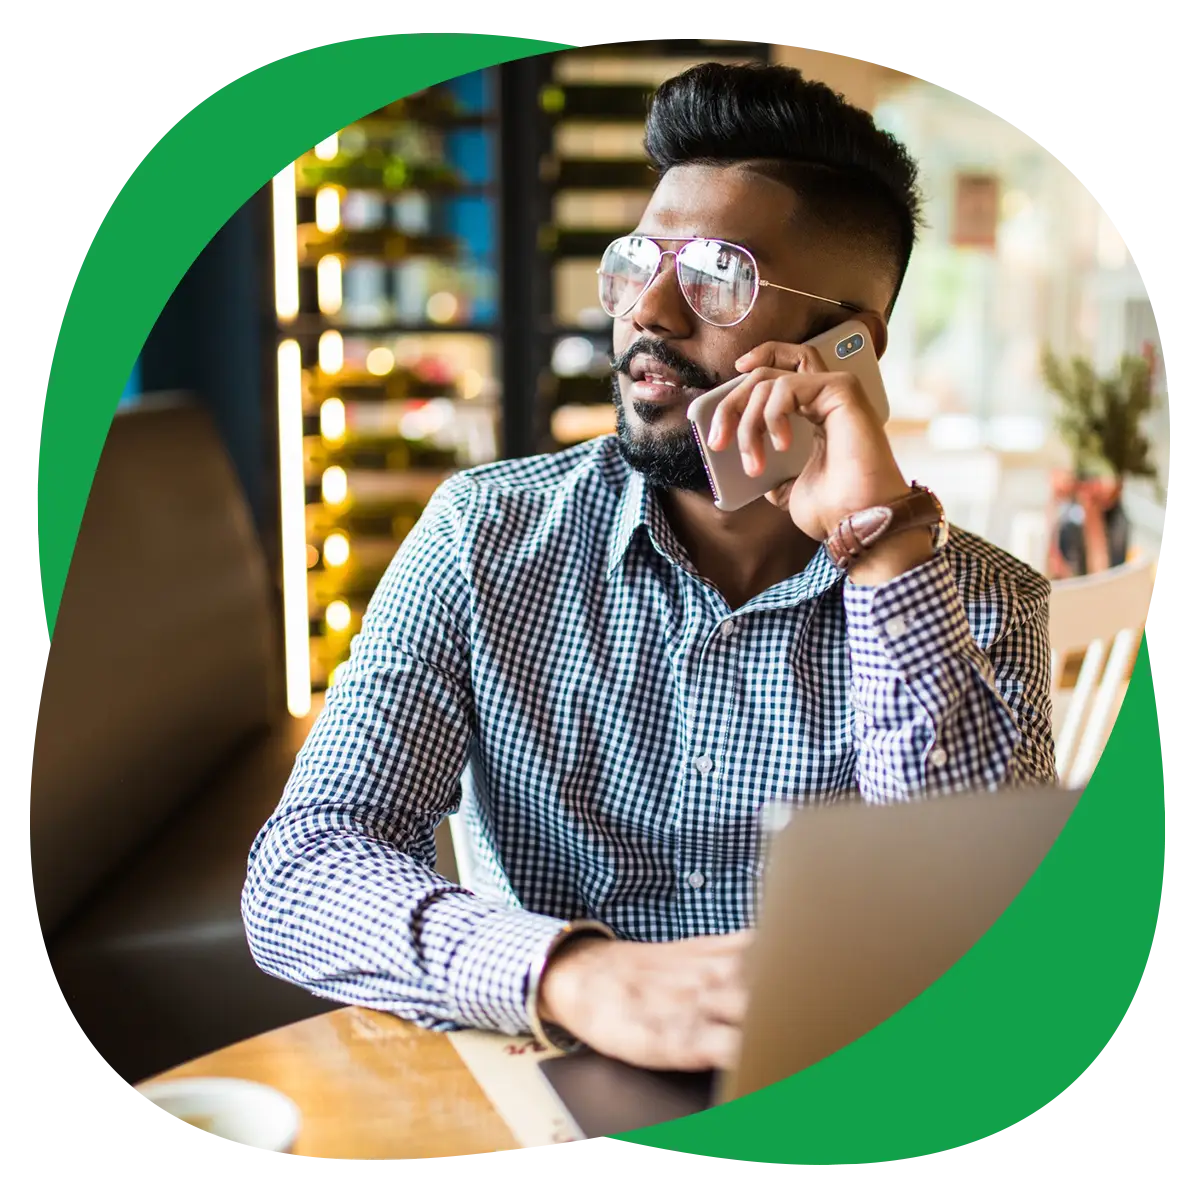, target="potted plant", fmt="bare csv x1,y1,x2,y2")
1040,348,1162,578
